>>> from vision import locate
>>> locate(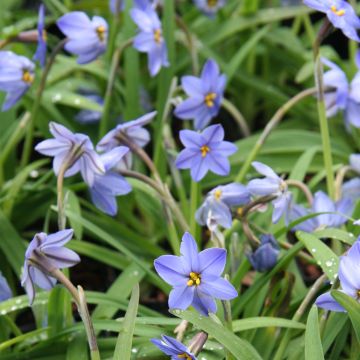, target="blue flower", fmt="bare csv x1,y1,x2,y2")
75,94,104,124
57,12,108,64
322,56,360,129
33,4,47,67
175,124,237,182
247,162,292,224
130,0,169,76
151,335,197,360
35,122,105,186
0,272,12,302
193,0,227,17
21,229,80,304
154,232,237,316
247,234,280,272
196,183,250,229
97,111,156,169
290,191,353,232
316,238,360,312
304,0,360,42
174,59,226,130
110,0,125,14
0,51,35,111
90,146,132,216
